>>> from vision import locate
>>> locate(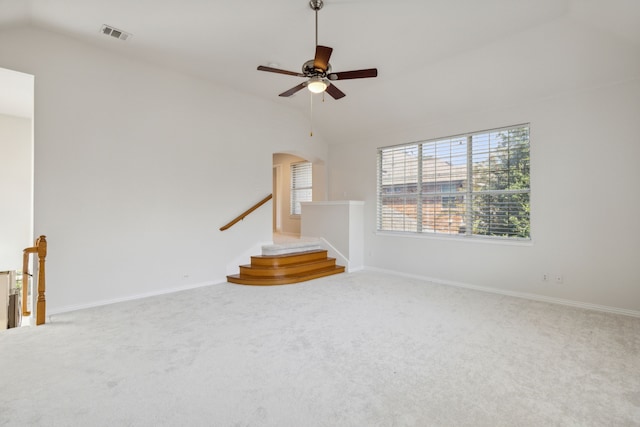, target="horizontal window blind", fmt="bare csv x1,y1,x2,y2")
291,161,312,215
377,124,530,239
